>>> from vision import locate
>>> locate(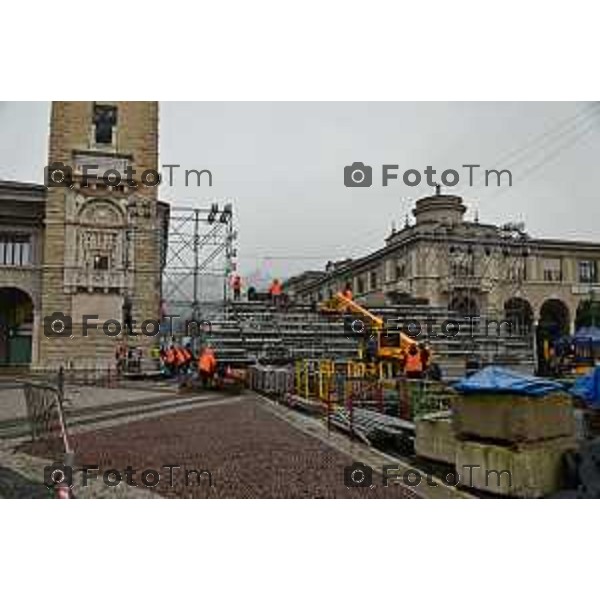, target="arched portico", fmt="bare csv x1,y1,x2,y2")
0,286,34,365
449,295,479,318
504,297,534,335
536,298,570,374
